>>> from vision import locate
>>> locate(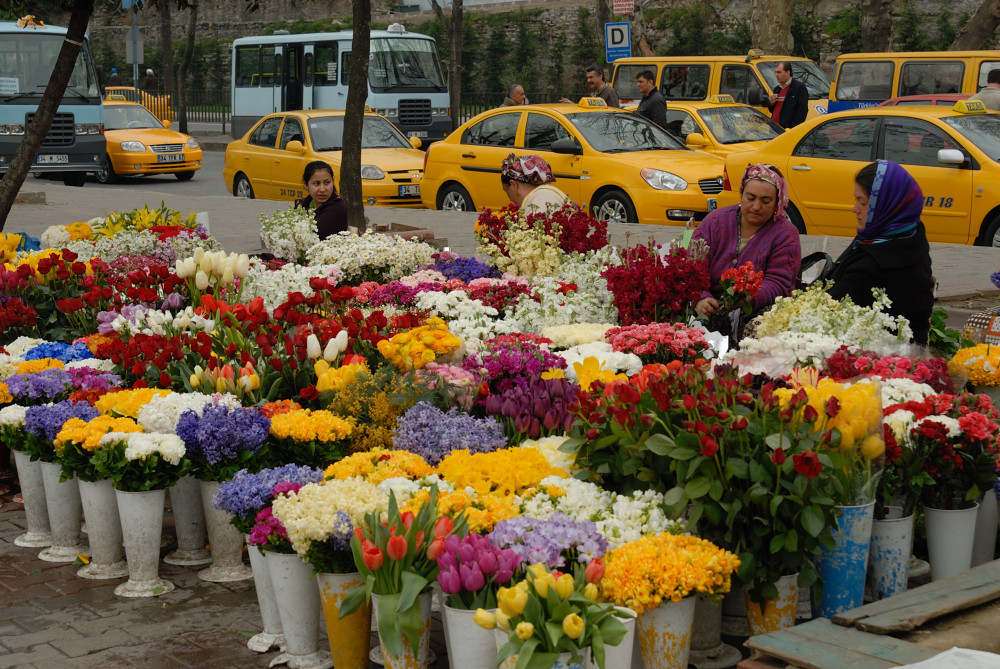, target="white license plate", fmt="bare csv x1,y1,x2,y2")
399,185,420,197
36,154,68,164
406,131,427,138
157,154,184,163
